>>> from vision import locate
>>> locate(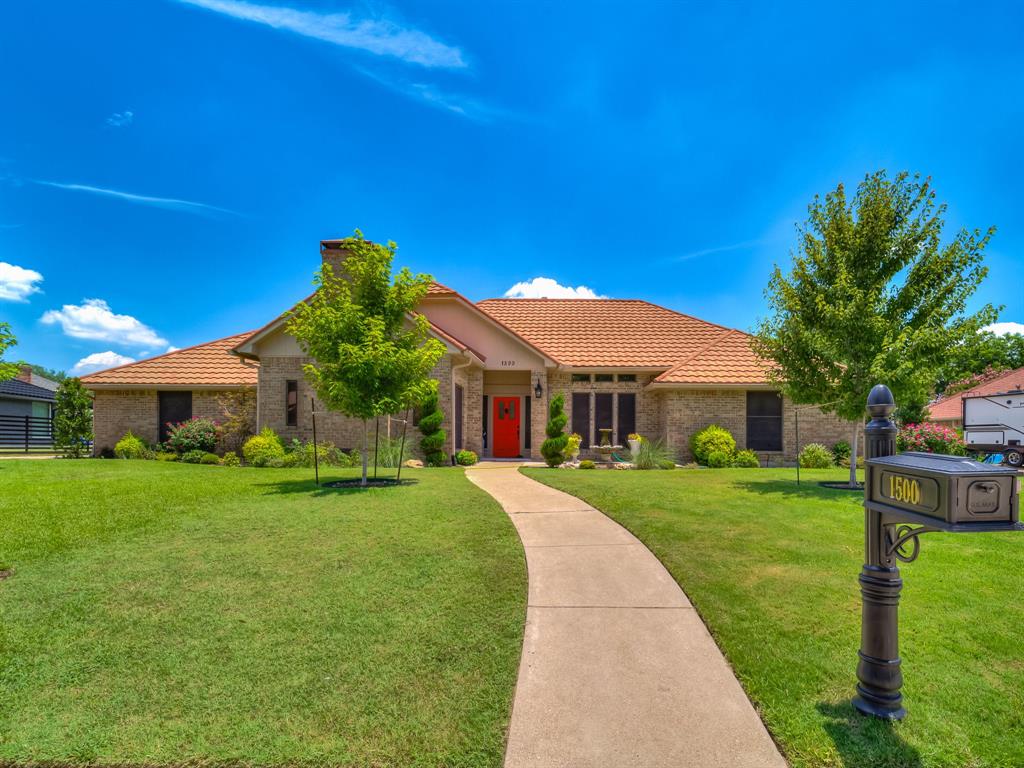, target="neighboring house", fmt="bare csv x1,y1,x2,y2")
82,239,854,460
0,366,57,419
928,366,1024,427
